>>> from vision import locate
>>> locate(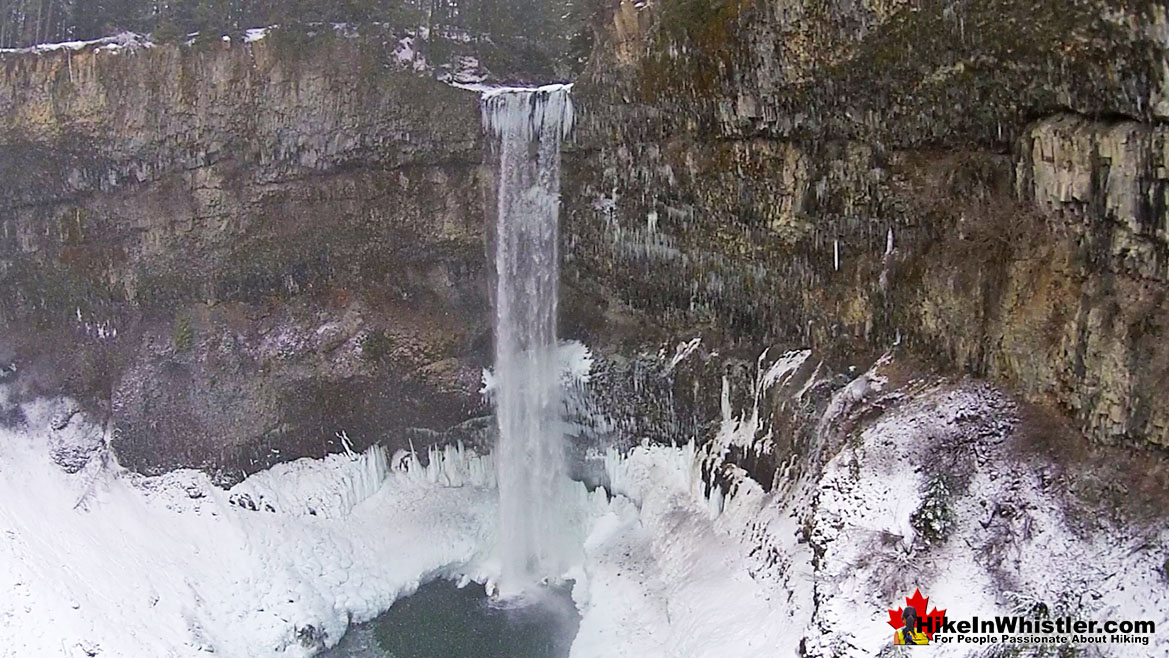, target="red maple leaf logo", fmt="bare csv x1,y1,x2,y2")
887,589,947,640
